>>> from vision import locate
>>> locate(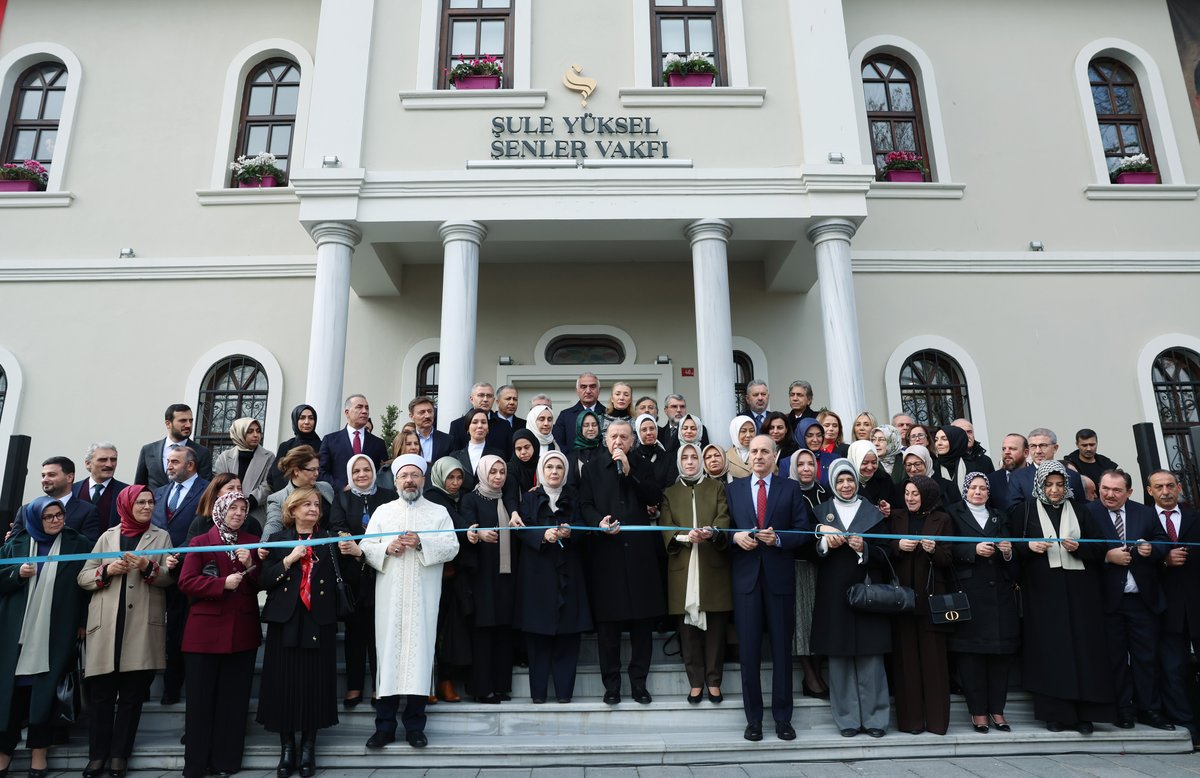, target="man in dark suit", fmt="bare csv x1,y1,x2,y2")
553,372,604,452
1090,469,1173,730
319,394,387,491
8,455,102,542
725,434,811,742
1006,428,1085,507
742,380,771,431
134,403,213,489
73,441,129,530
409,395,453,464
1149,469,1200,743
447,382,521,456
658,393,710,451
786,380,819,425
151,445,210,705
987,433,1028,511
489,384,526,457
